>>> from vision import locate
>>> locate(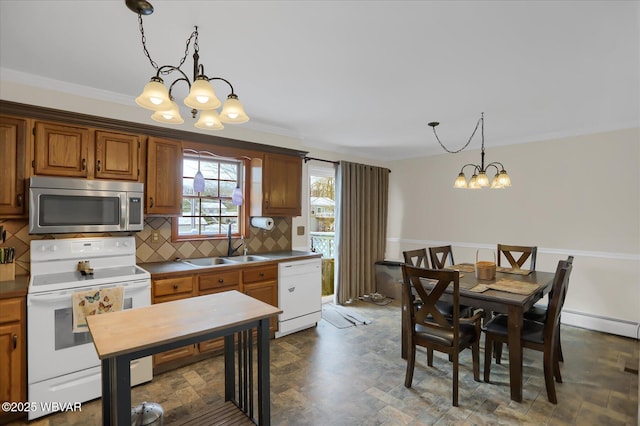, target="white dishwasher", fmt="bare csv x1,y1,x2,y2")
276,258,322,338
